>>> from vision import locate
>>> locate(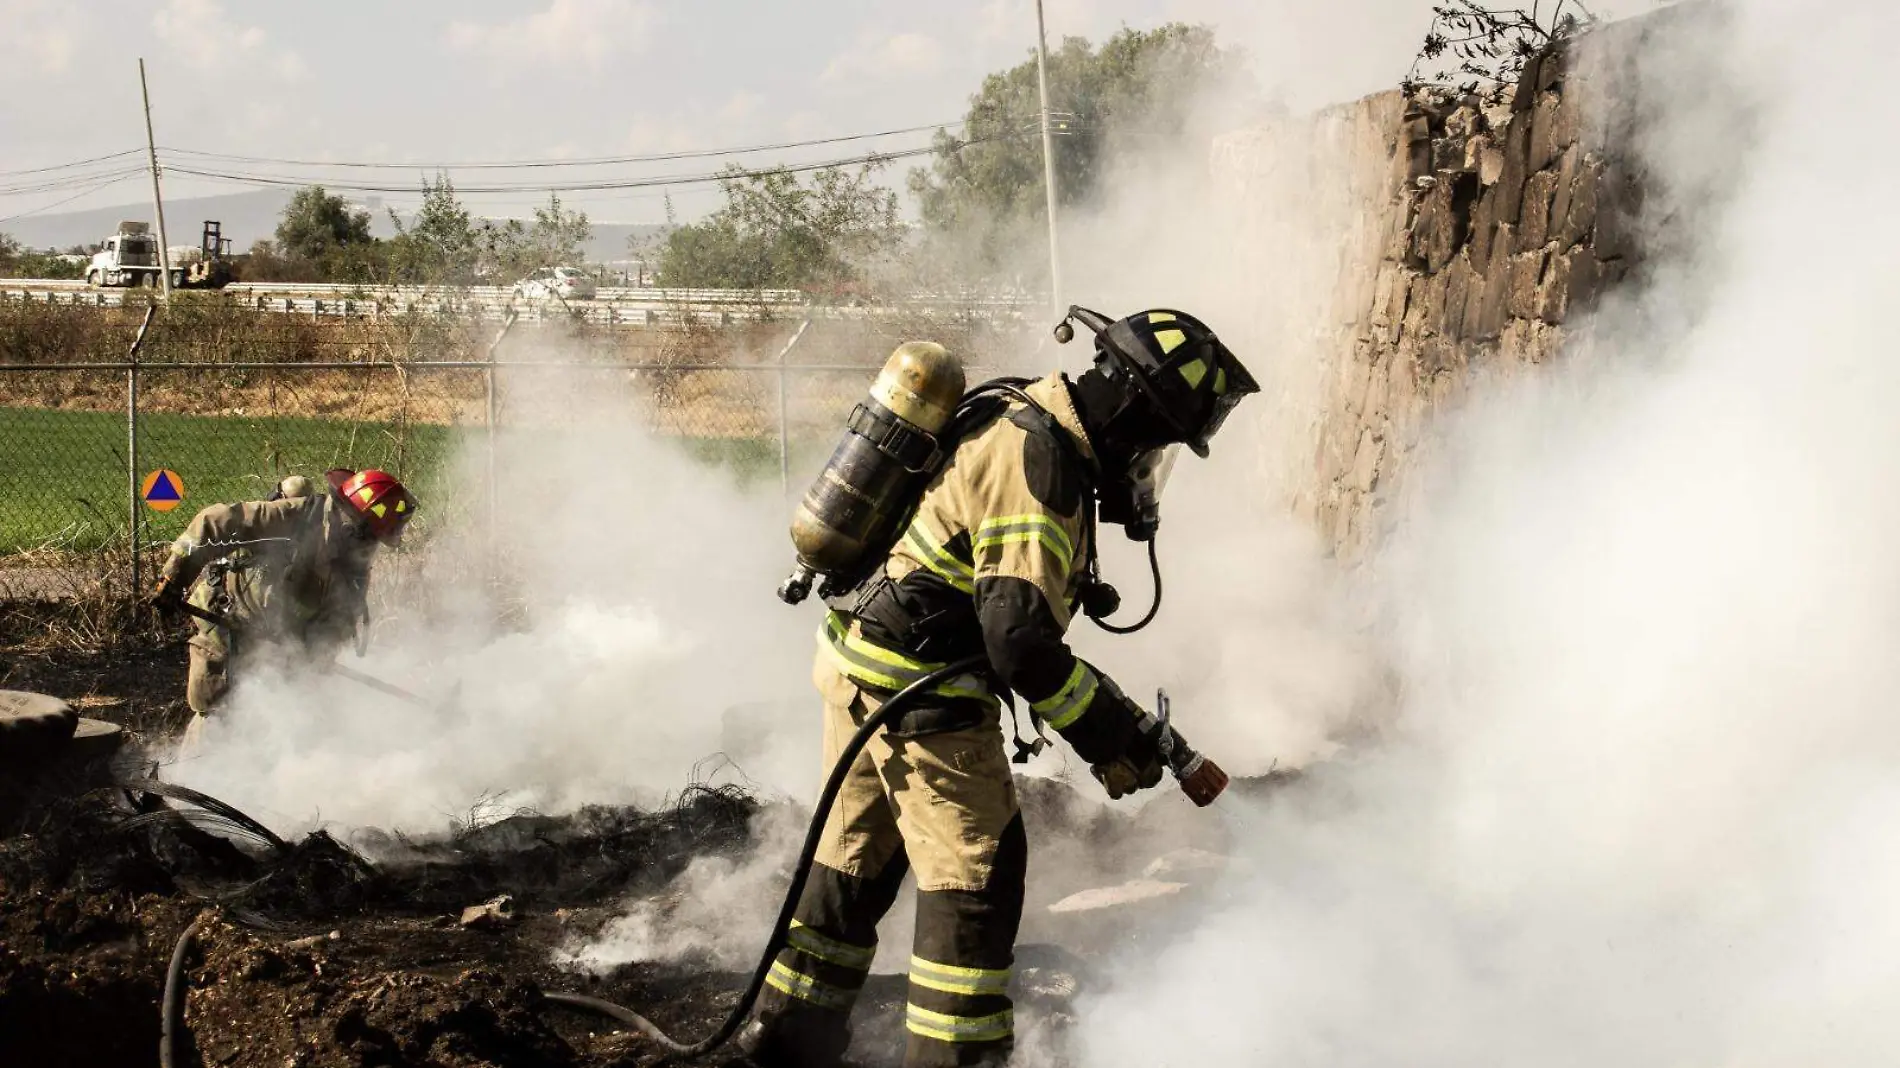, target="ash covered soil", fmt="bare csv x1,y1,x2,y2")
1,603,1292,1067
